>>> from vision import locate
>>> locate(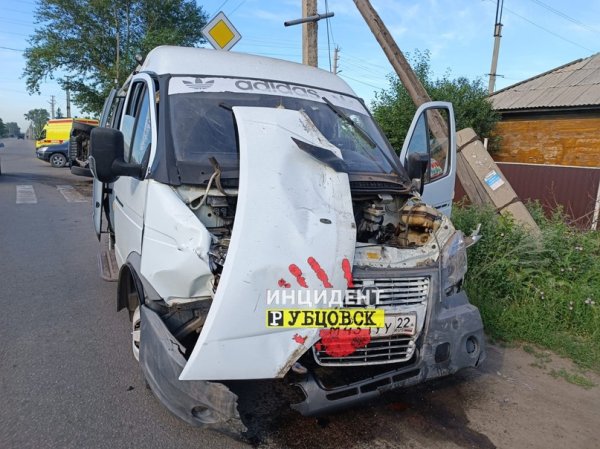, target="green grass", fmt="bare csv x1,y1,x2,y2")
452,203,600,372
550,369,596,389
